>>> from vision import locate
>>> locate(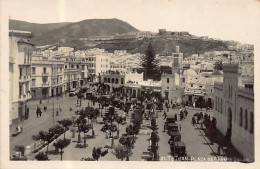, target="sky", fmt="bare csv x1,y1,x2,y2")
1,0,260,44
